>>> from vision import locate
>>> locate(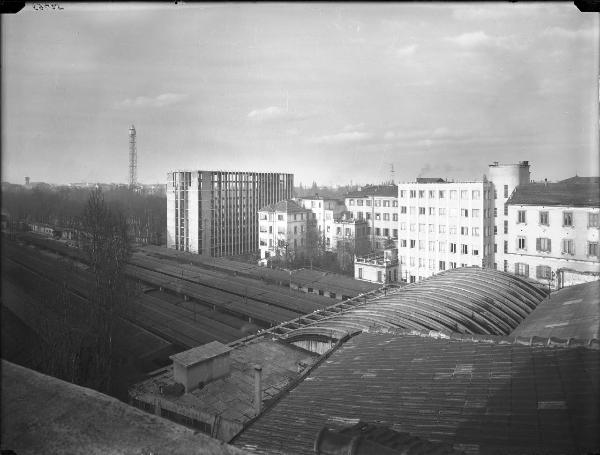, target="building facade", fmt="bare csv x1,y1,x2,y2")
488,161,531,272
258,200,309,264
344,185,399,251
397,180,495,283
167,171,293,257
504,179,600,289
329,217,370,272
354,248,400,284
